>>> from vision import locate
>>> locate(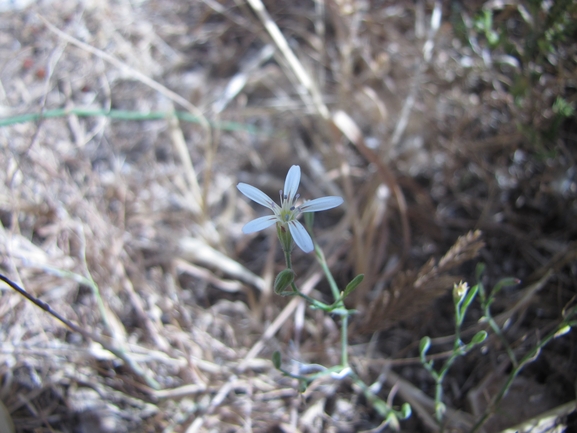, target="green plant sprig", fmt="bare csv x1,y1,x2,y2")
270,213,411,428
471,309,576,432
420,280,488,426
476,263,520,366
419,264,576,432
